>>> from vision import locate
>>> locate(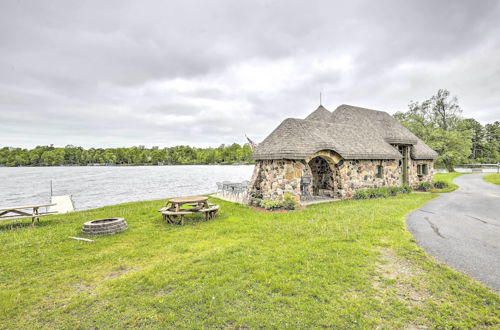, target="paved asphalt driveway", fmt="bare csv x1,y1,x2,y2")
406,173,500,292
